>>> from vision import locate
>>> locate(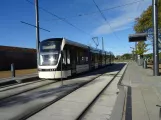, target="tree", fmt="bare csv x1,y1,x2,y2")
145,53,153,59
115,55,121,60
134,0,161,44
135,41,149,58
159,52,161,61
121,53,132,60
